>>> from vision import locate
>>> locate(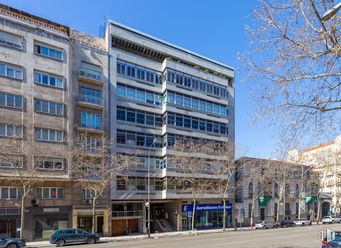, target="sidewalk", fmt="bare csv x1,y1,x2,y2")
26,227,252,247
